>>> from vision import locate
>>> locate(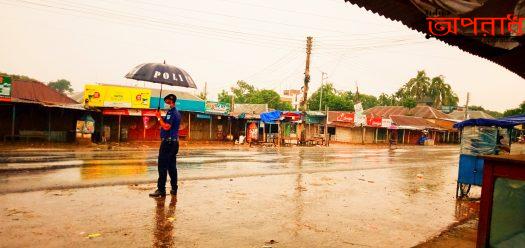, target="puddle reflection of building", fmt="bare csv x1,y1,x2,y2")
81,161,148,180
153,197,177,248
